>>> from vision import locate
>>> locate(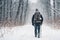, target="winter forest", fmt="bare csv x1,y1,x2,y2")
0,0,60,27
0,0,60,40
0,0,28,27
